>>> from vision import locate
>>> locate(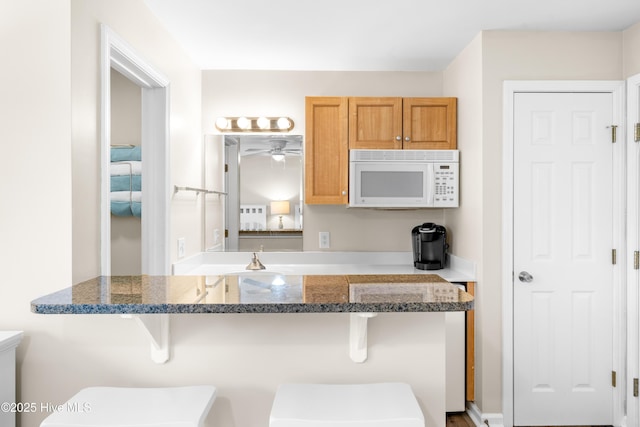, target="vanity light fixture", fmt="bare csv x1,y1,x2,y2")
215,116,295,132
